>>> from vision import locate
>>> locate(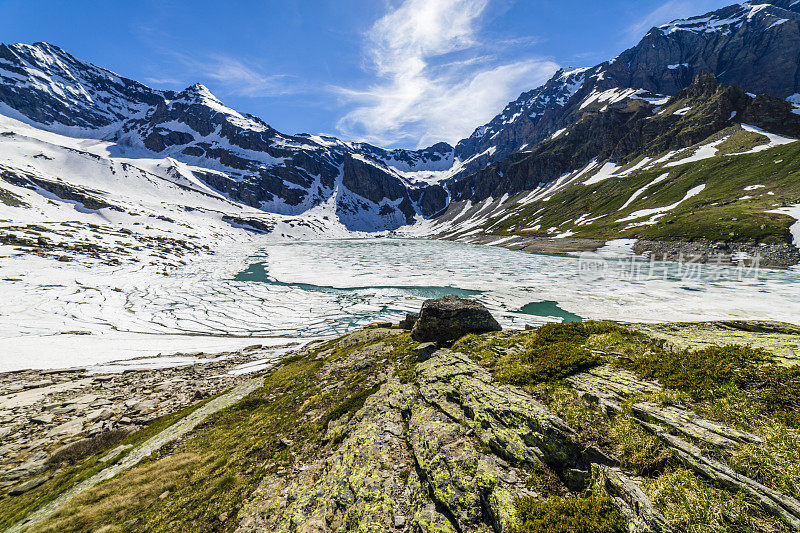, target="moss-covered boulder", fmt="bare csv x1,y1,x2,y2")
411,296,501,343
